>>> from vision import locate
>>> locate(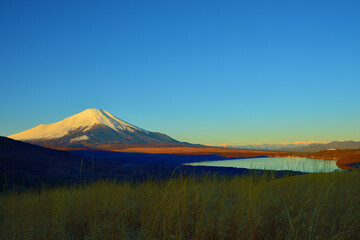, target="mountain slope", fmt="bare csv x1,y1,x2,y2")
8,109,188,150
0,136,85,189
